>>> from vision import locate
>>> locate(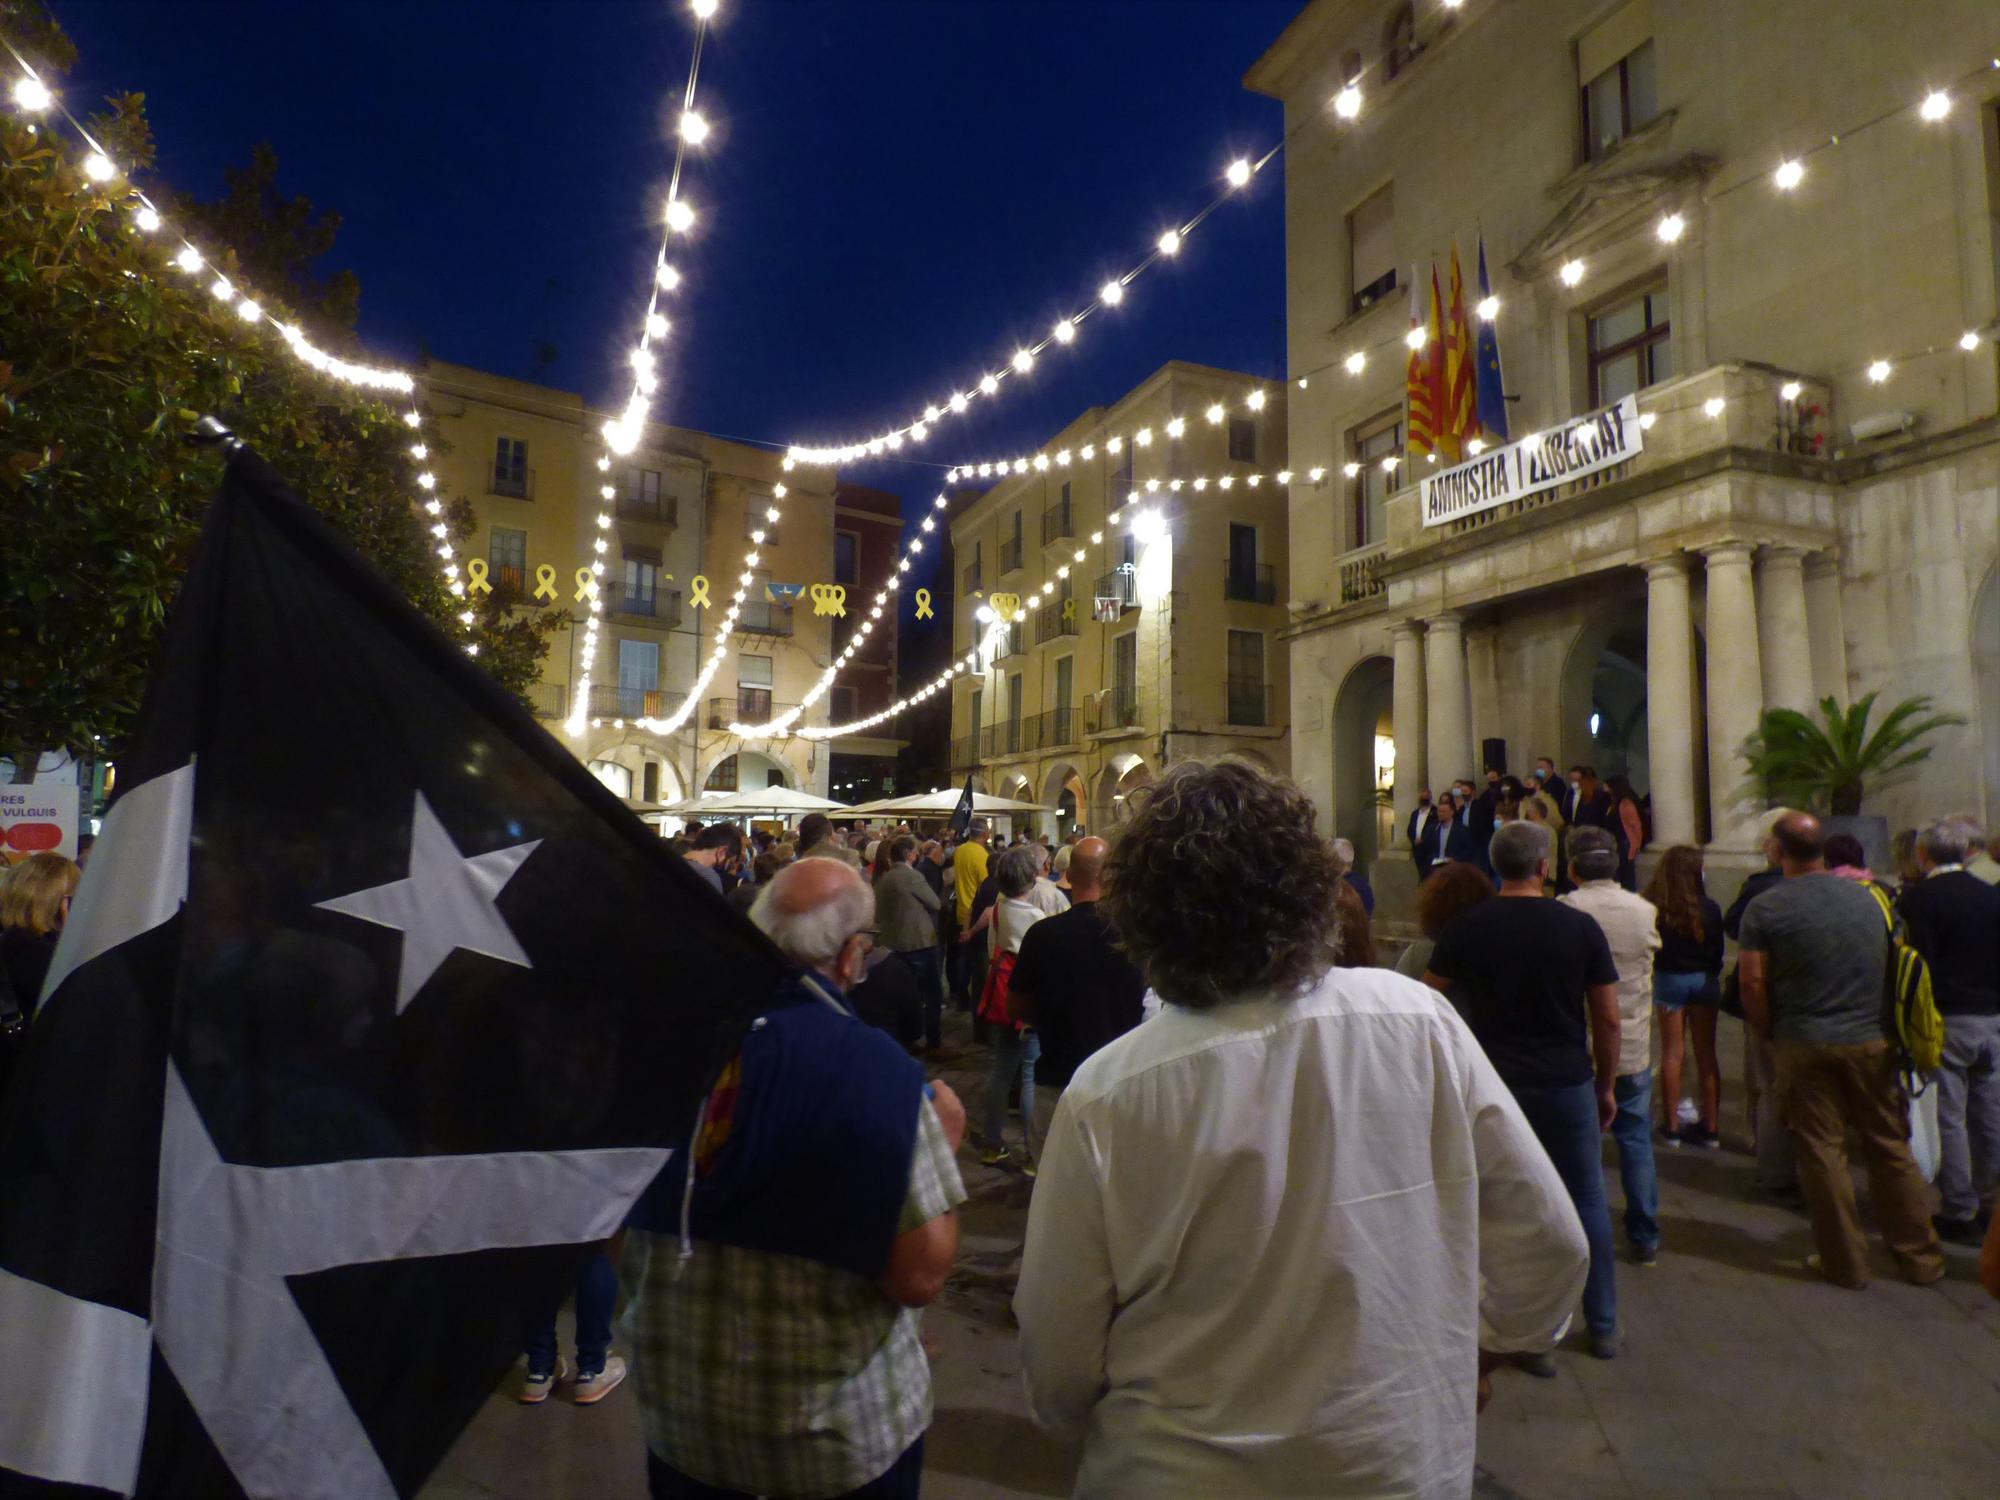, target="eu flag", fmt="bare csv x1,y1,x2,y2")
1475,235,1510,441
